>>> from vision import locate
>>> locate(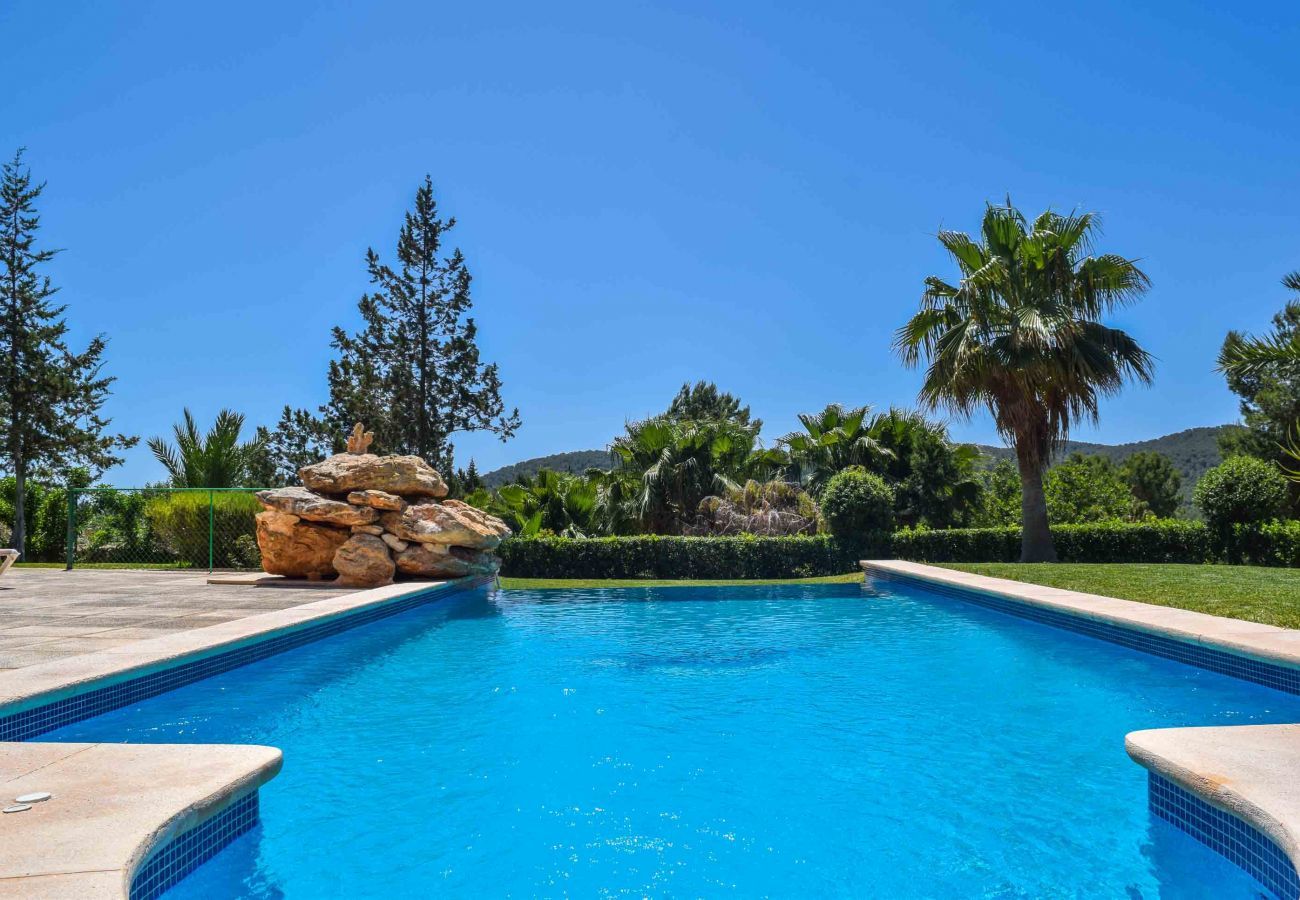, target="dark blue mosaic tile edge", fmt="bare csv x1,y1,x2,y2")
866,569,1300,696
129,791,260,900
0,575,494,742
1150,773,1300,900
